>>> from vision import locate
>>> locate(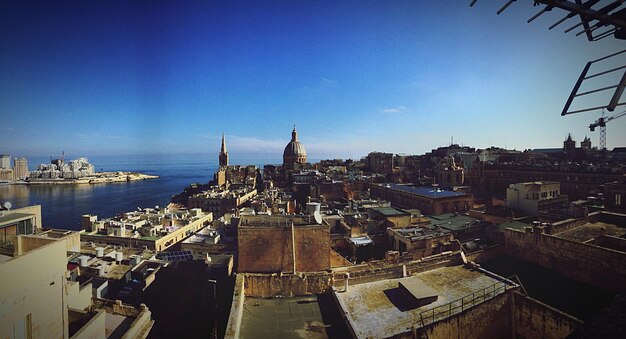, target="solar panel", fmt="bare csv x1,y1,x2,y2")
156,250,194,261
